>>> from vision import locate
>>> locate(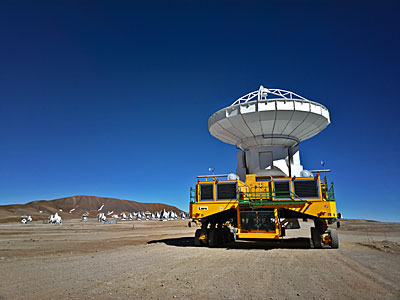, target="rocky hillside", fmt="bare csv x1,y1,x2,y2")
0,195,184,222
